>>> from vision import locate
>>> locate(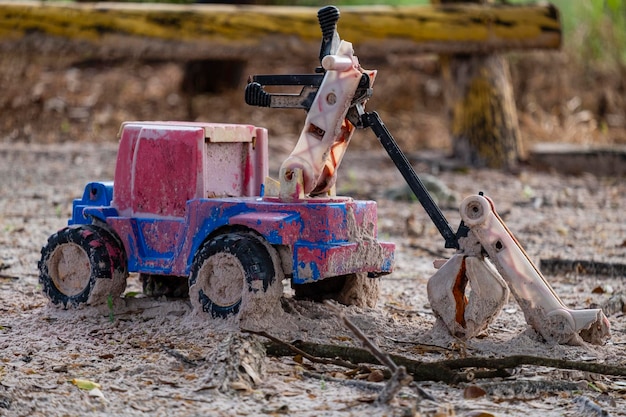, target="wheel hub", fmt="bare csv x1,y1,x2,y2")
197,252,245,308
48,243,91,297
